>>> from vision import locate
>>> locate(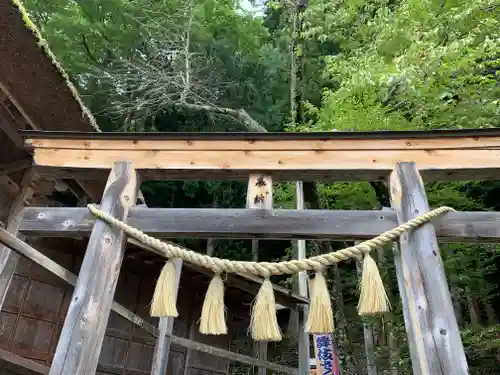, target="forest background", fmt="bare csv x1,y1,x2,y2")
22,0,500,374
